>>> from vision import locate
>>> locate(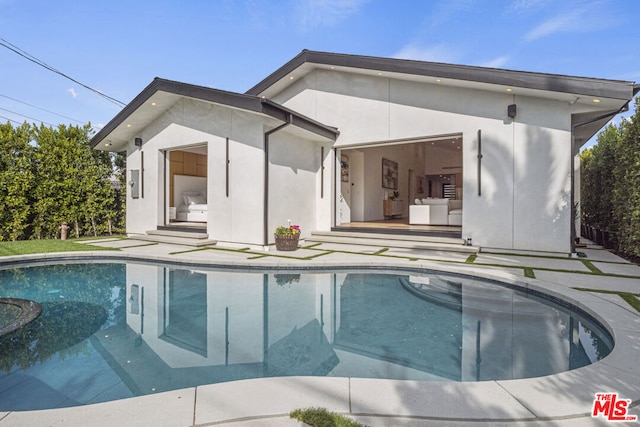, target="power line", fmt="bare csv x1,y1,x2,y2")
0,37,127,107
0,114,23,126
0,93,86,125
0,106,55,127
